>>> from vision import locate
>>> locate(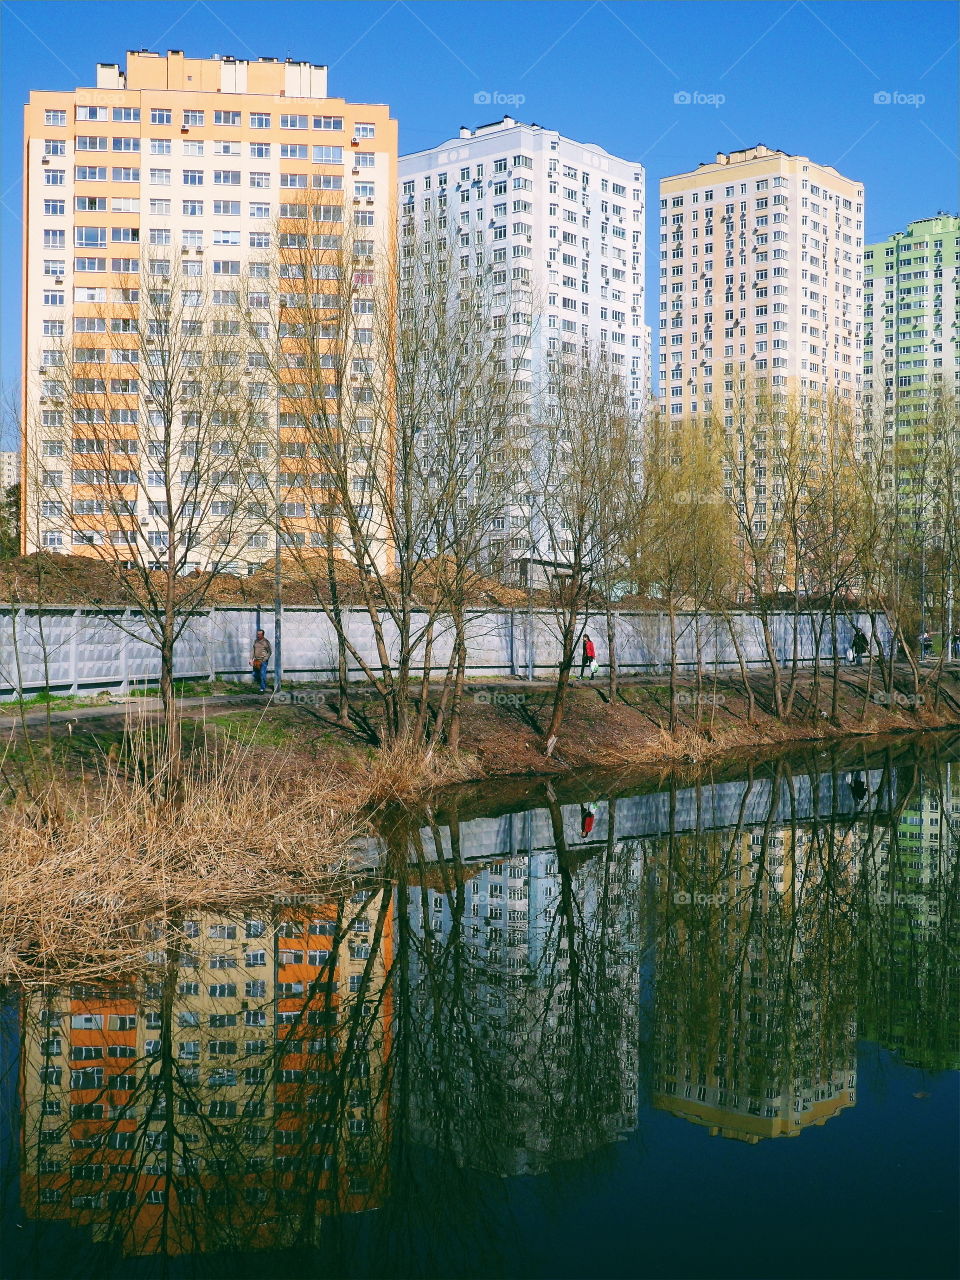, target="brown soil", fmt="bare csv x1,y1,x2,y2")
193,667,960,785
0,552,529,609
440,668,960,779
